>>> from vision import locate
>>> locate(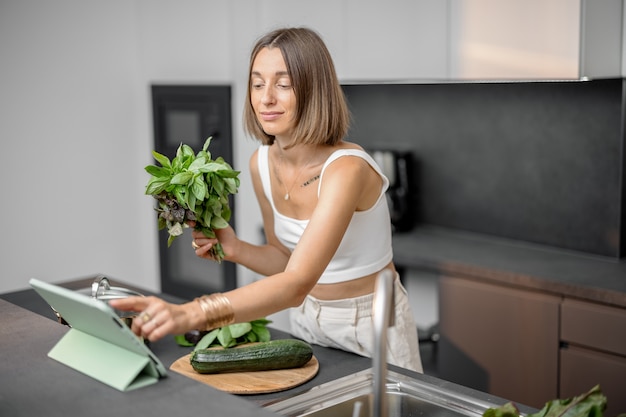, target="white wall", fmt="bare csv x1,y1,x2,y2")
0,1,156,292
